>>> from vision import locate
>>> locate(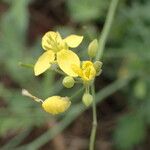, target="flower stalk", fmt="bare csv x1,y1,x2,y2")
89,0,119,149
89,83,97,150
